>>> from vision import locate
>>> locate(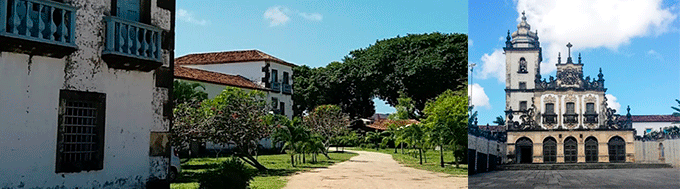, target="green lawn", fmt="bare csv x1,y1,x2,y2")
170,151,358,189
349,147,468,176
